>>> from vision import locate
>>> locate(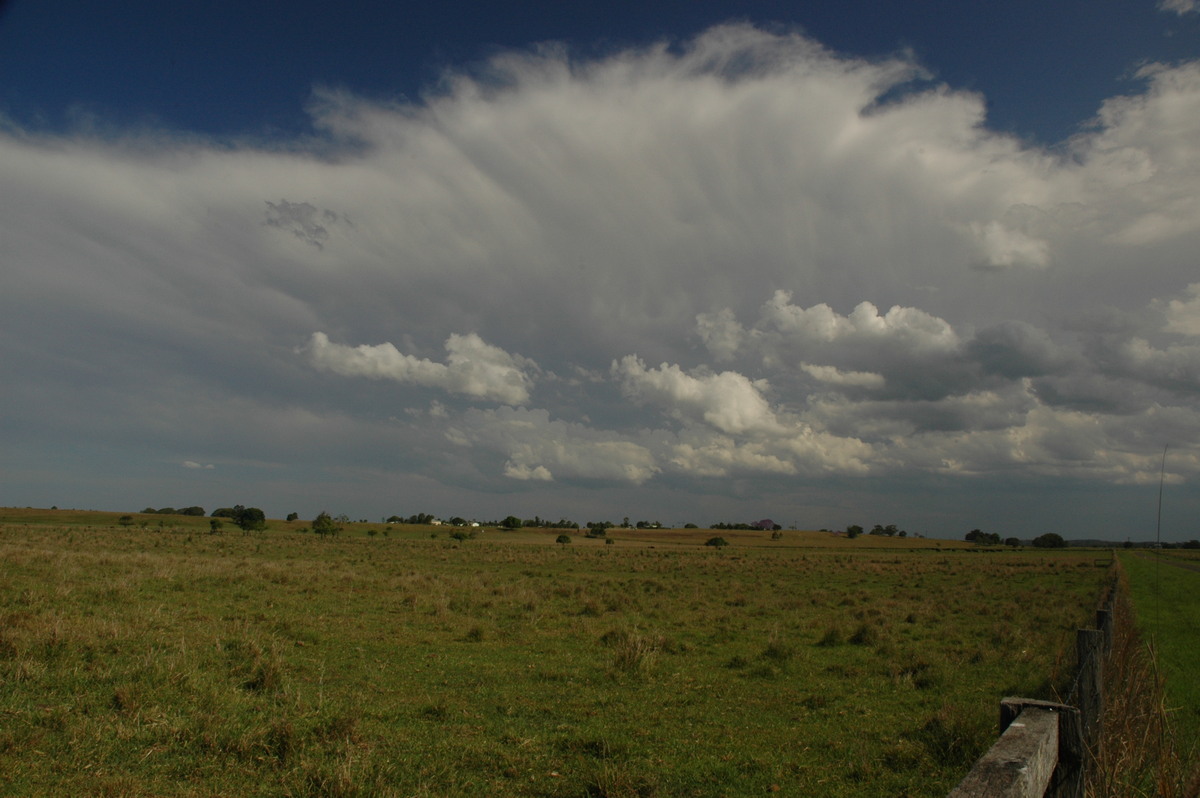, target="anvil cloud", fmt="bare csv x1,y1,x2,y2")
3,24,1200,538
